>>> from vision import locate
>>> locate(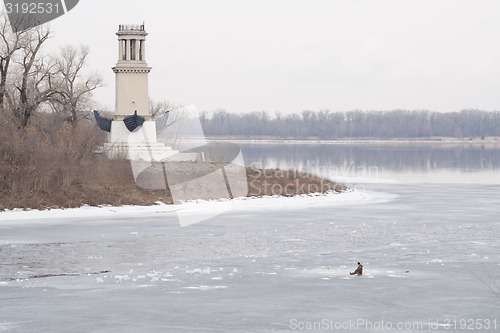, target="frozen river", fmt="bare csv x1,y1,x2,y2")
1,142,499,332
